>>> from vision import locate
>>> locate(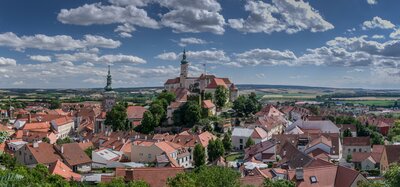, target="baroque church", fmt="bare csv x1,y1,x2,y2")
164,50,239,102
